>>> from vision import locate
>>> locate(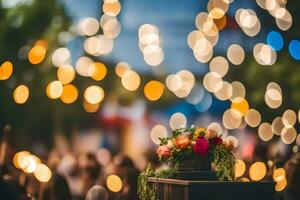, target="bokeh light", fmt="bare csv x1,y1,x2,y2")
13,85,29,104
84,85,105,104
272,117,284,135
115,62,131,78
235,159,246,178
77,17,100,36
34,163,52,183
209,56,229,77
275,10,292,31
231,98,249,116
57,65,75,85
46,81,63,99
0,61,13,80
103,1,121,17
203,72,223,93
282,109,297,128
76,56,93,77
289,40,300,60
106,174,122,192
253,43,277,66
281,127,297,144
244,109,261,128
89,62,107,81
144,80,164,101
230,81,246,103
258,122,274,142
150,124,168,144
83,100,100,113
52,47,71,67
13,151,30,169
227,44,245,65
60,84,78,104
207,122,222,135
267,31,284,51
169,112,187,130
249,162,267,181
28,45,46,65
195,91,213,112
121,70,141,91
222,108,243,130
